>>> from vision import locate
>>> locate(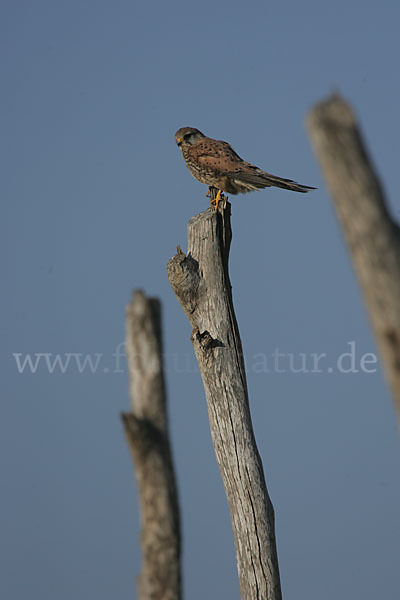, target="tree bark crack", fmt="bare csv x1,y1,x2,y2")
247,466,268,584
